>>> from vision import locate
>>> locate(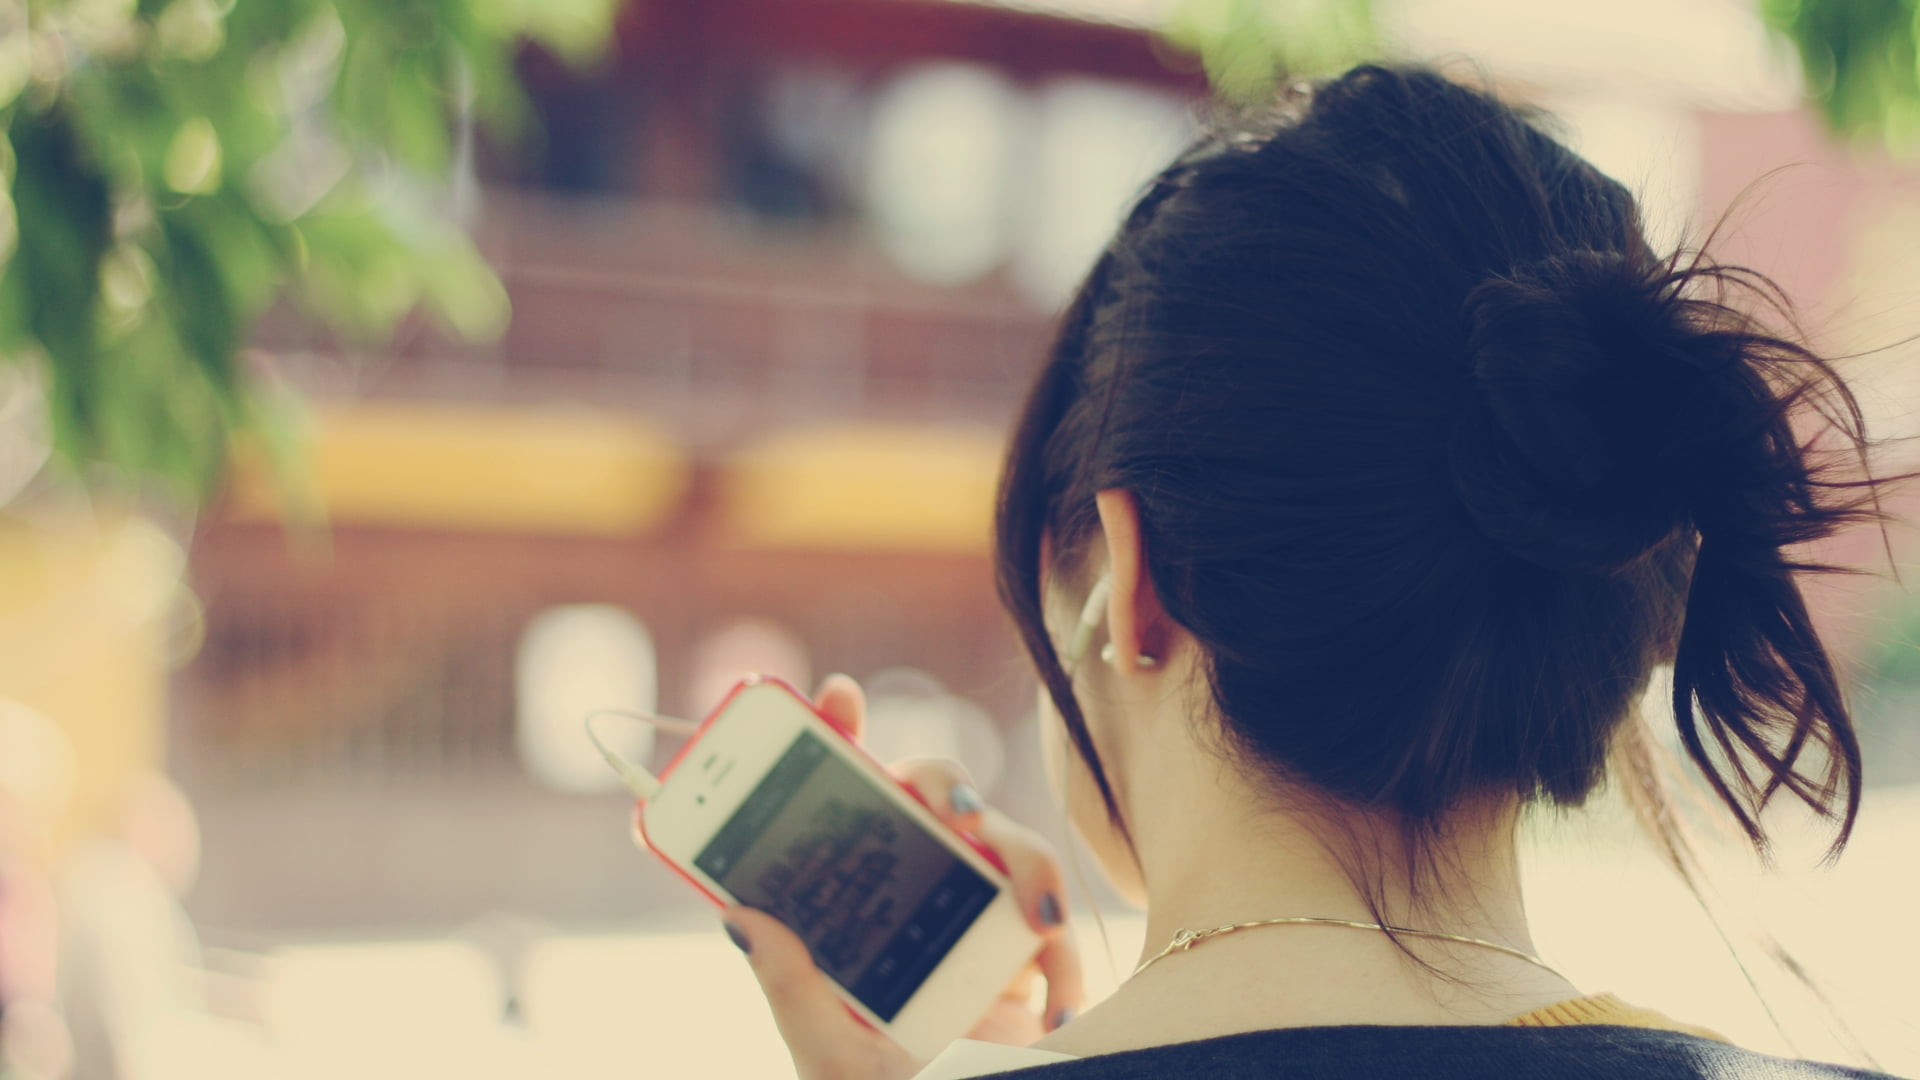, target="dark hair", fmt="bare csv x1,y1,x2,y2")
994,65,1886,885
